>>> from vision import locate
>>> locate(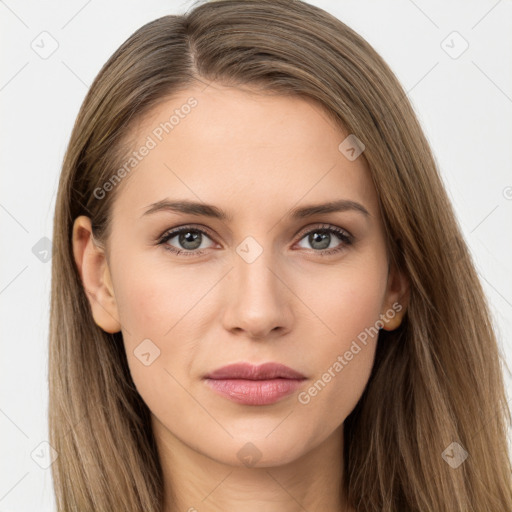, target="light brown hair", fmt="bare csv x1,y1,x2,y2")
49,0,512,510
